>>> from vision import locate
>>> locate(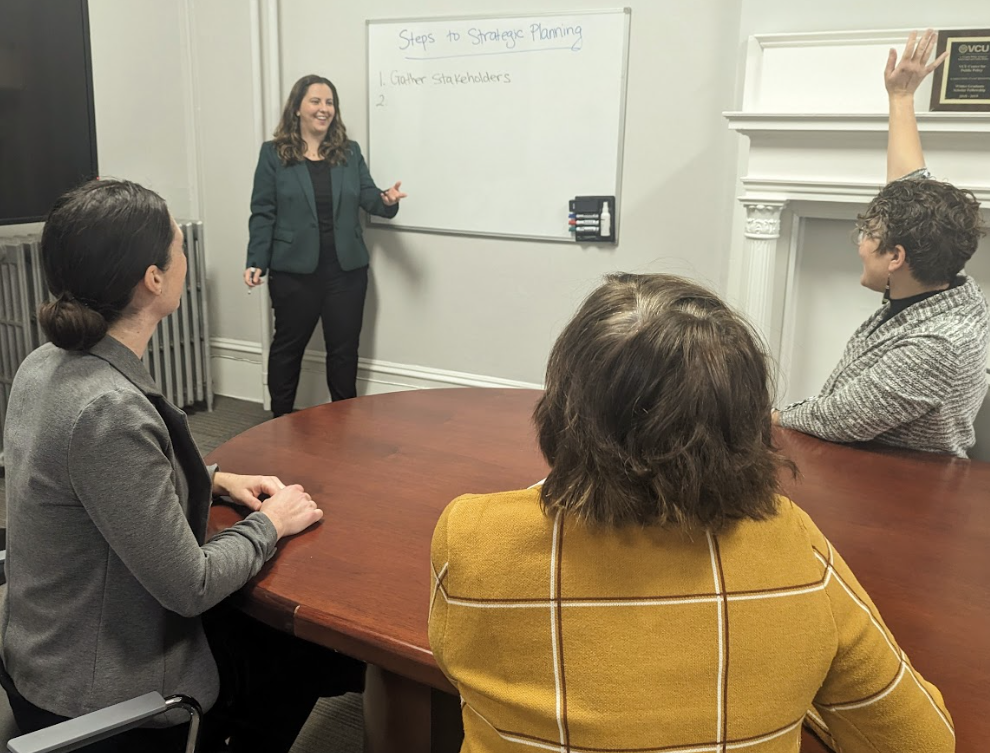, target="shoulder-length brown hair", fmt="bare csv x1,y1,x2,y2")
534,273,794,533
273,74,350,166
